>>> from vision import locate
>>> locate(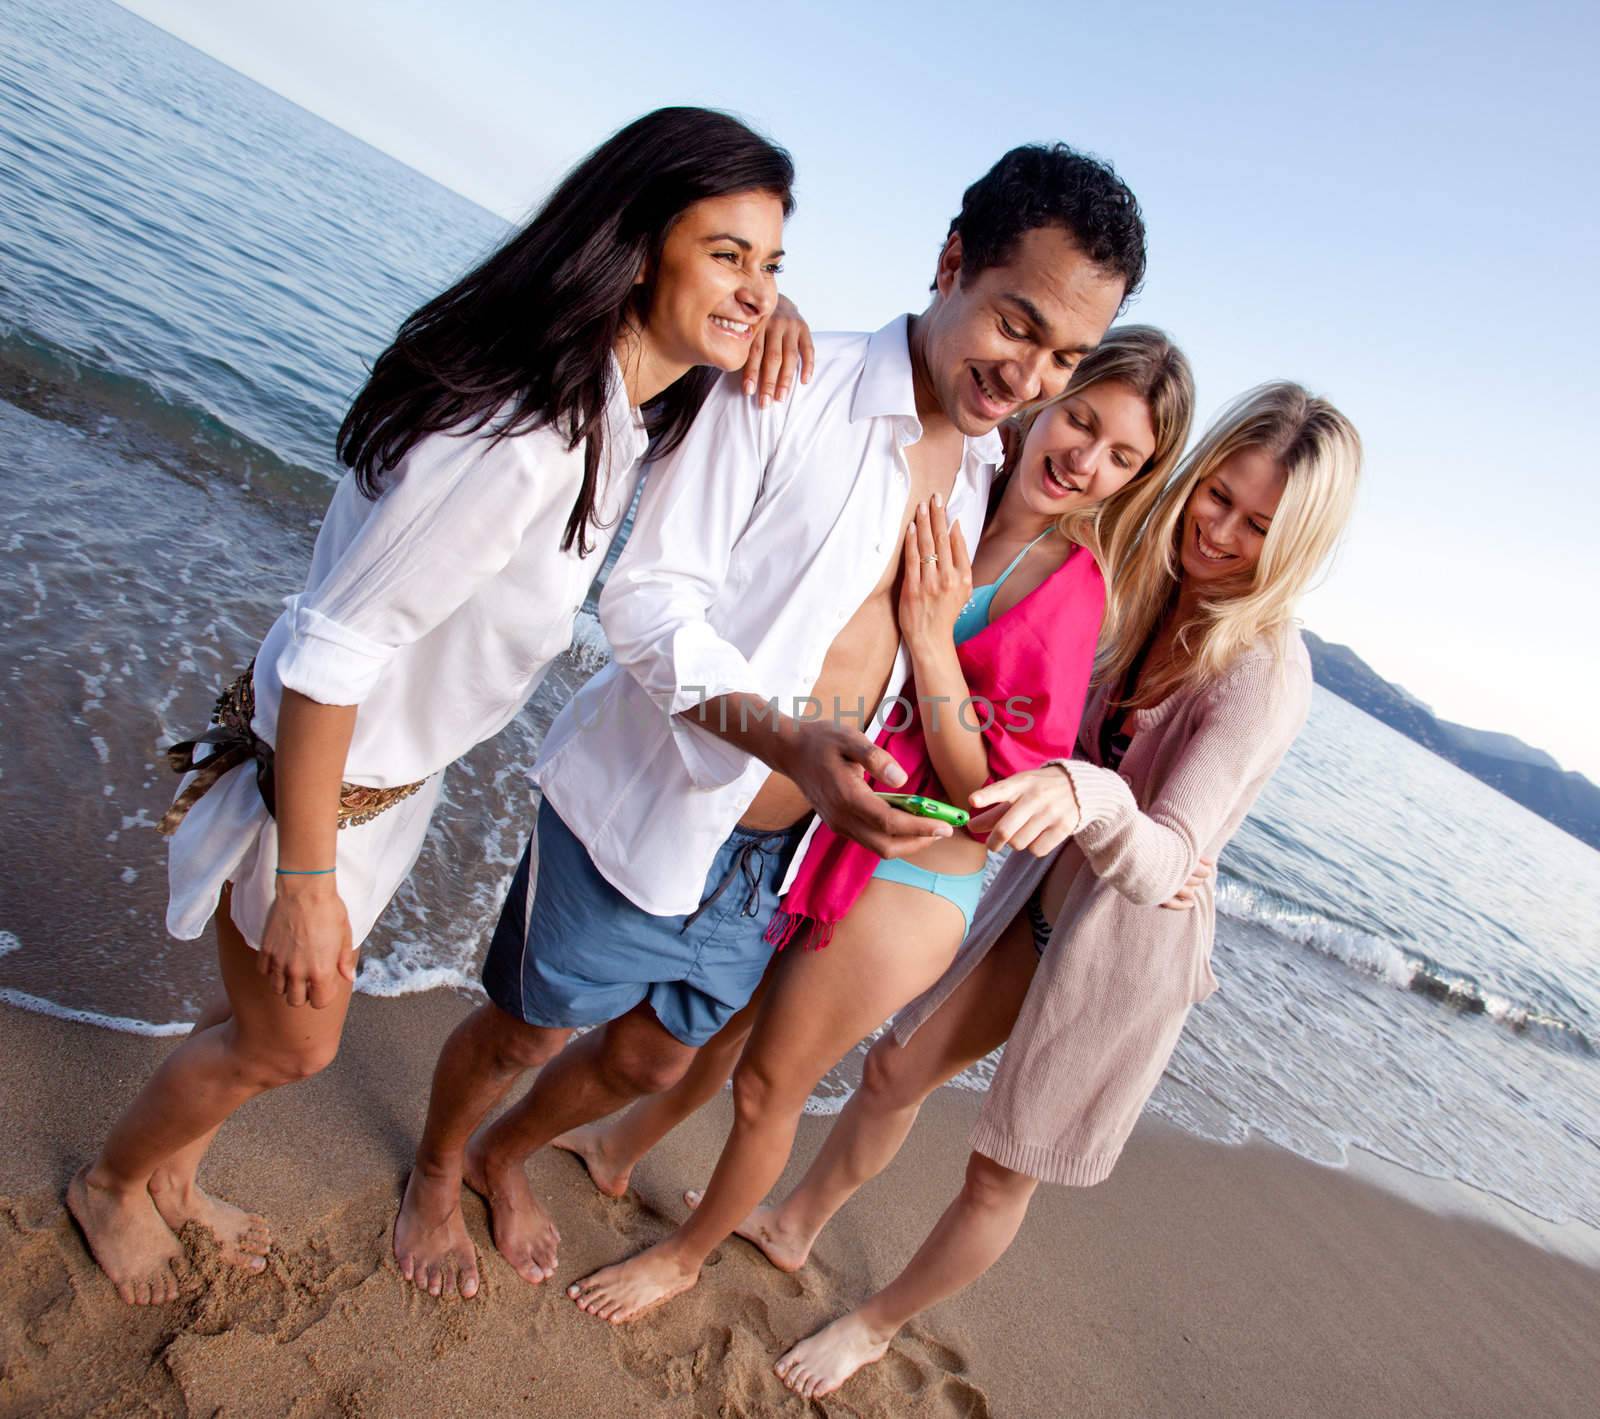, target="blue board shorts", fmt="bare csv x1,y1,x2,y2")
482,801,807,1047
